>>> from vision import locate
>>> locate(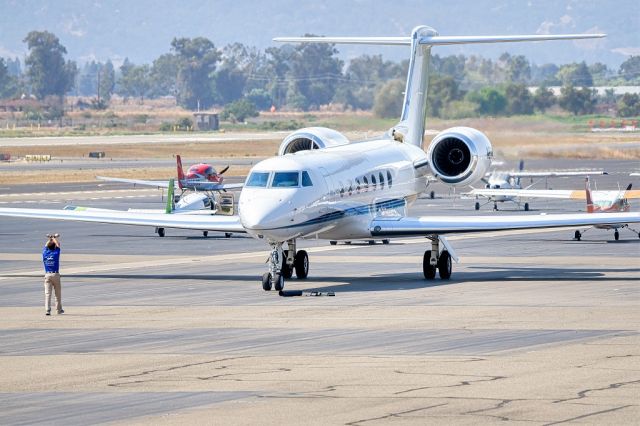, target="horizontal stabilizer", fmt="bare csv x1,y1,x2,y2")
274,33,604,46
